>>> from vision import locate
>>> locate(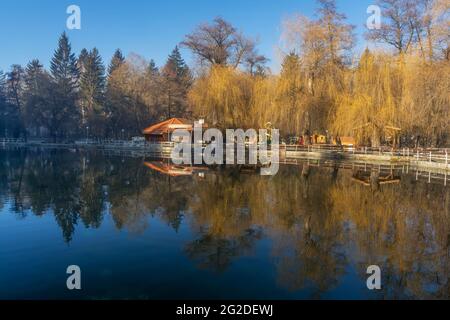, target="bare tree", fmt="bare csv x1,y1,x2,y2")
365,0,417,54
316,0,355,65
366,0,449,60
413,0,449,61
181,17,264,69
244,52,269,76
